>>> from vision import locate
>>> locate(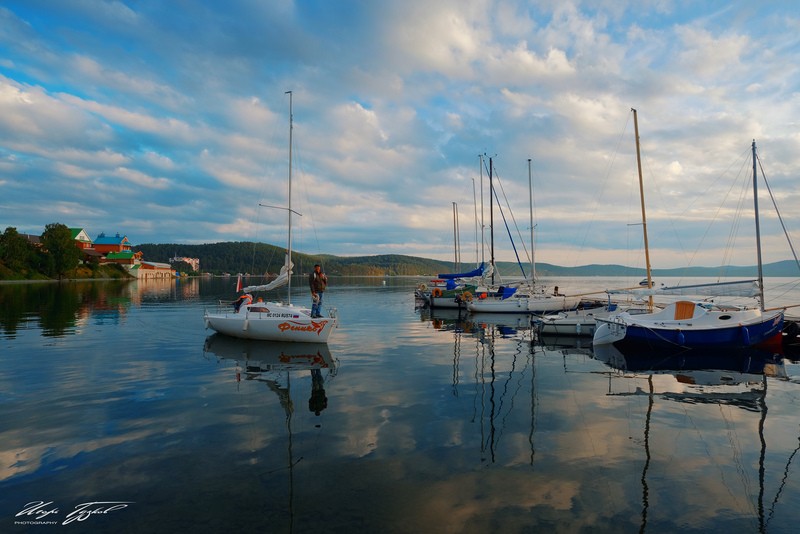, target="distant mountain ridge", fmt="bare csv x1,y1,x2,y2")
532,260,800,278
134,242,800,277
